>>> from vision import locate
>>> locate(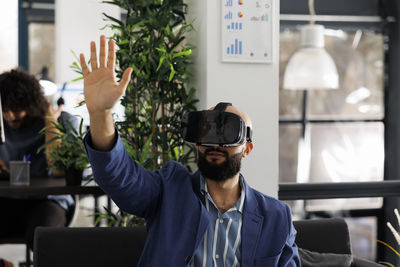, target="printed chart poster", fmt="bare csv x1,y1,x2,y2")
221,0,273,63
